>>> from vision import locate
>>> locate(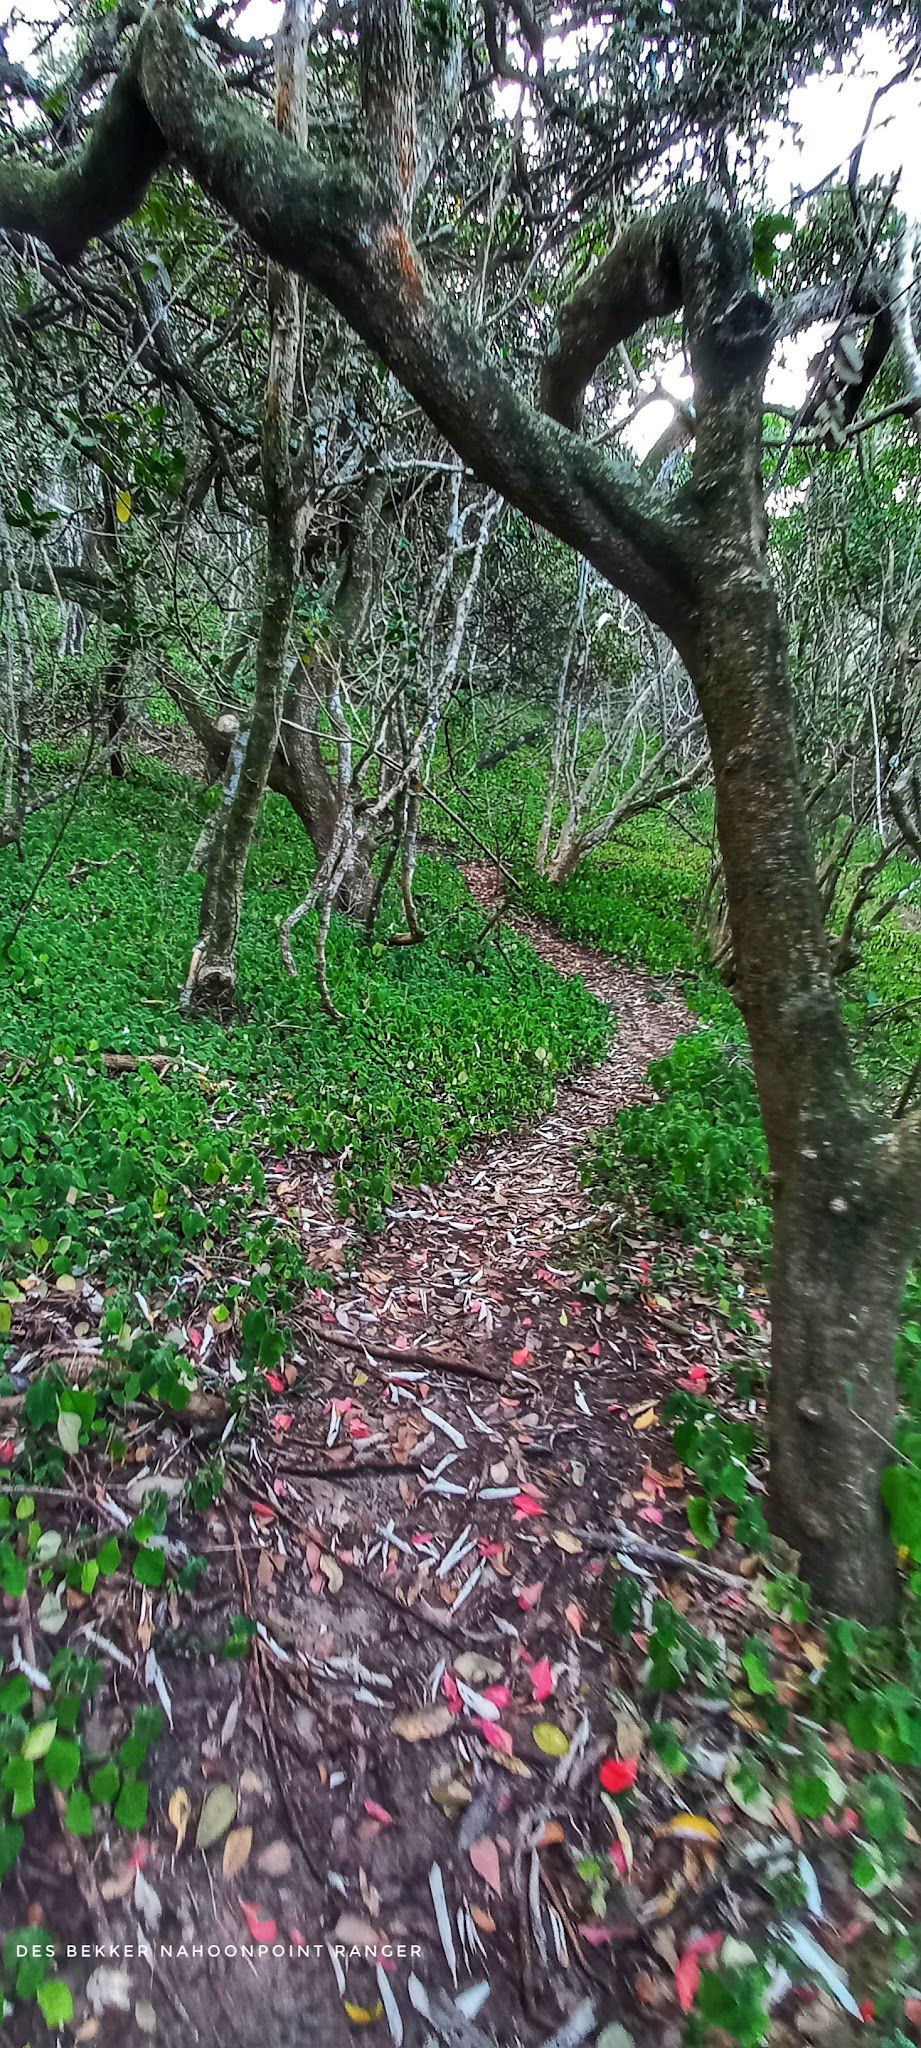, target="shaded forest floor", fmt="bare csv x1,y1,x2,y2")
3,857,913,2048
